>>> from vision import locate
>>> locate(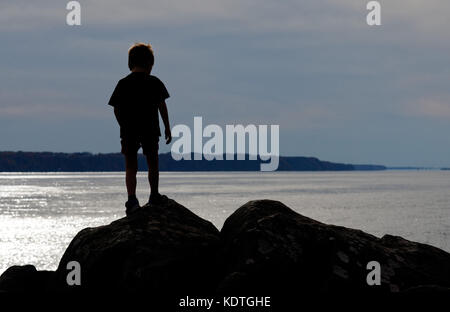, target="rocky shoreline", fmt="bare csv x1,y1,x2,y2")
1,198,449,296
